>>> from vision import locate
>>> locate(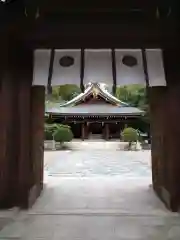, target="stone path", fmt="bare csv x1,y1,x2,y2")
44,149,151,178
0,142,180,240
